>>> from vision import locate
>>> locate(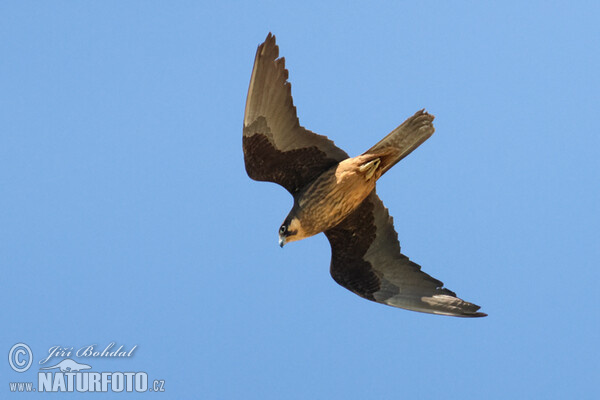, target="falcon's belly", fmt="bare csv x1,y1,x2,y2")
296,155,381,236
